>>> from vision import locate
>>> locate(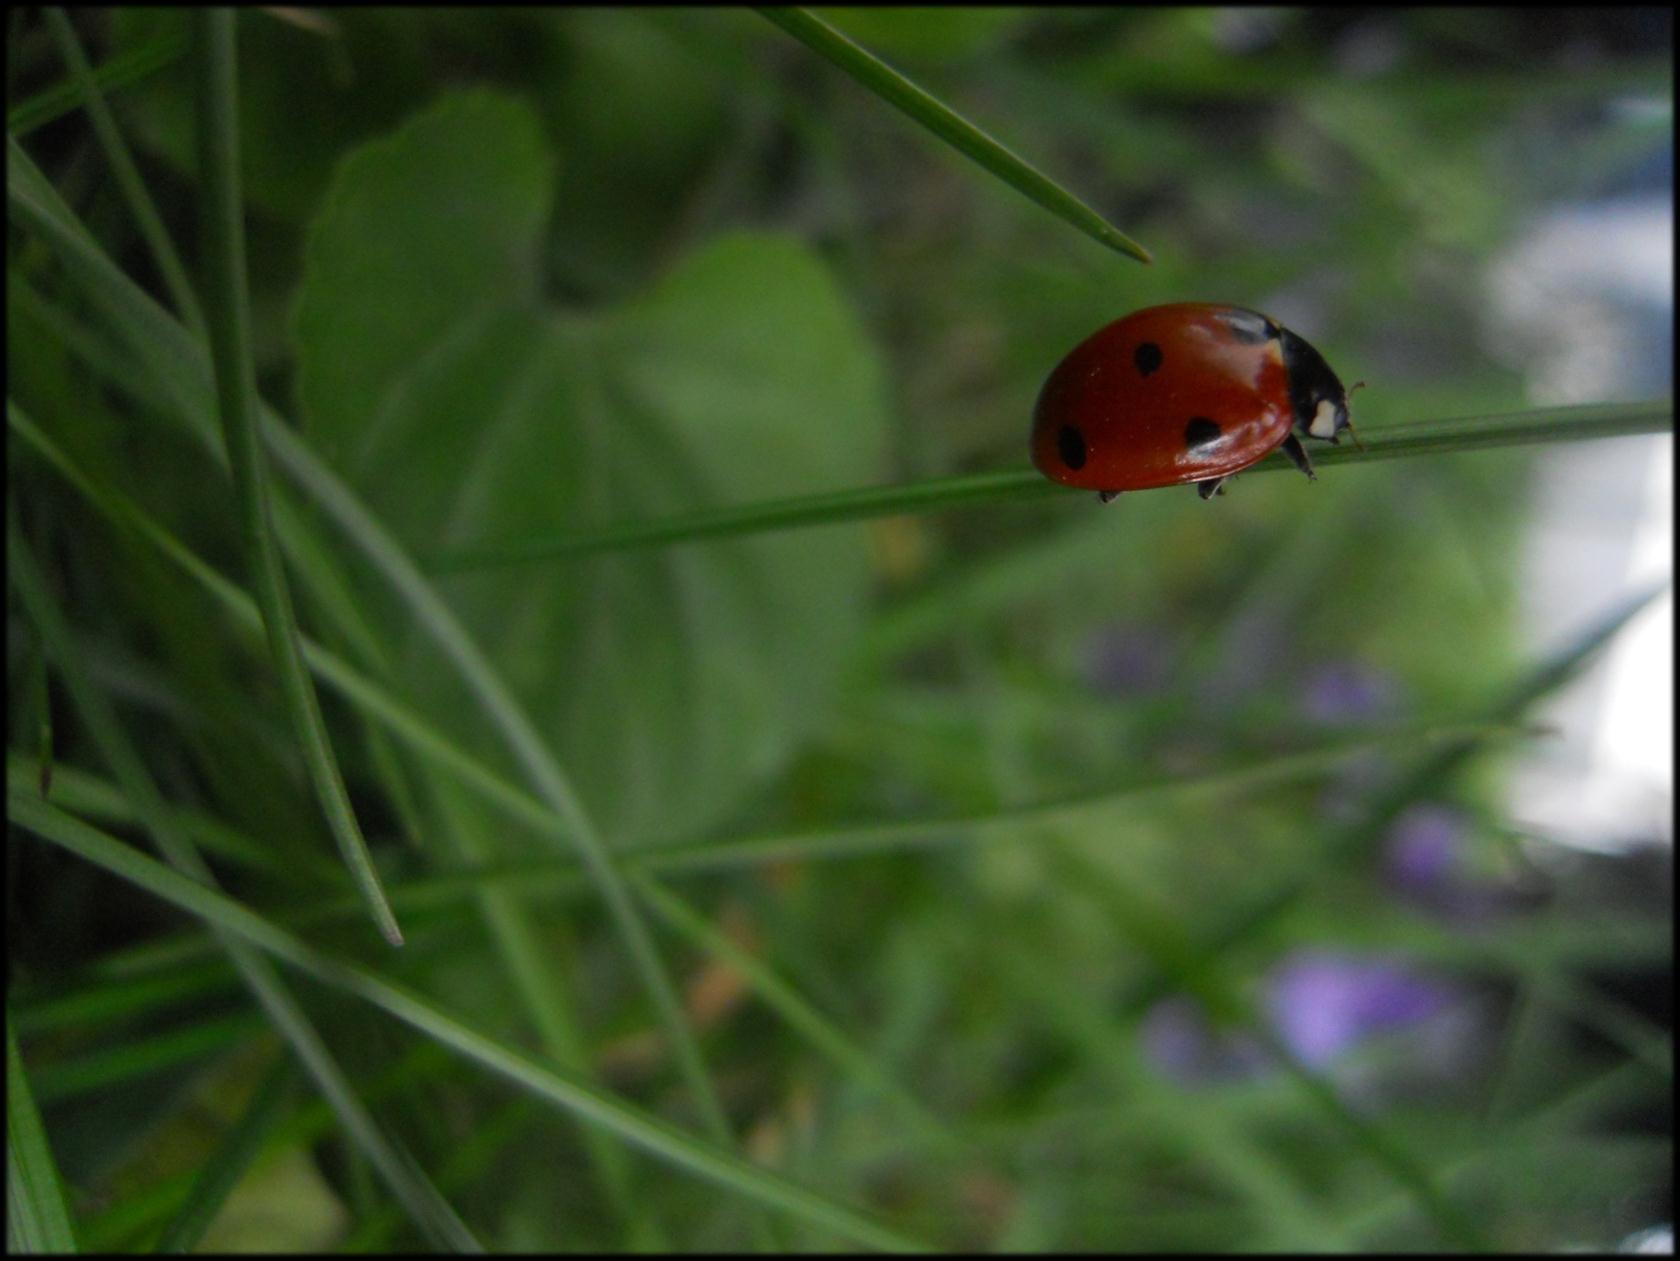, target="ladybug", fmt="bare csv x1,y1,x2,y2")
1031,303,1358,501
